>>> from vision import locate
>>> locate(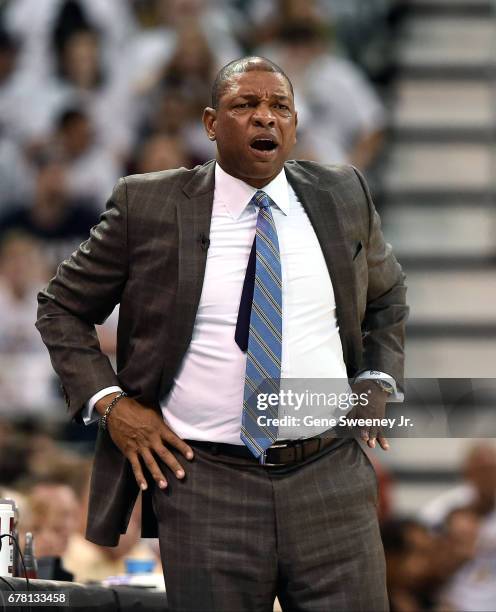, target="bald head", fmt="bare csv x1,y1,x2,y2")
211,56,293,109
464,443,496,472
463,443,496,507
